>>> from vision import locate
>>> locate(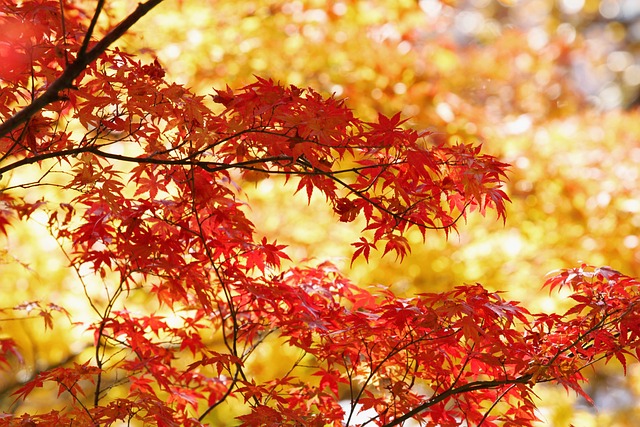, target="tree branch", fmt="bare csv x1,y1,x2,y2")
79,0,106,57
382,375,534,427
